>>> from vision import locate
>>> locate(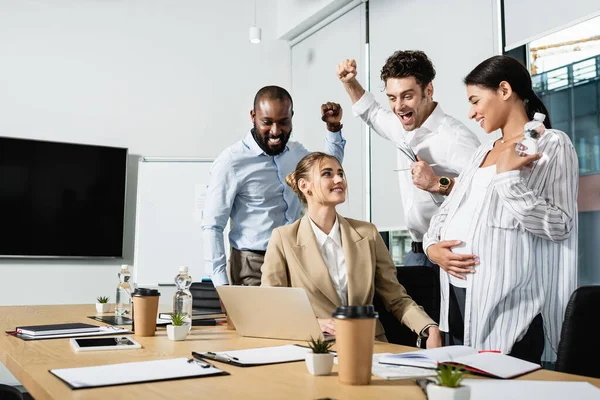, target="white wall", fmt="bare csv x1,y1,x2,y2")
368,0,499,230
276,0,354,39
291,4,367,220
0,0,290,307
